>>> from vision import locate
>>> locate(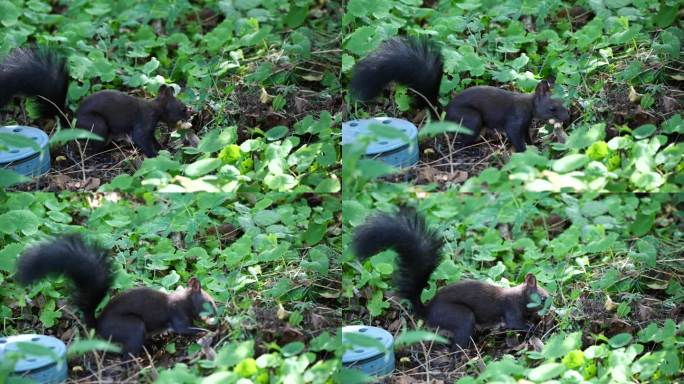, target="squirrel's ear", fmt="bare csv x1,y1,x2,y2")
545,75,556,85
188,277,201,291
534,80,550,97
525,273,537,288
159,84,174,98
